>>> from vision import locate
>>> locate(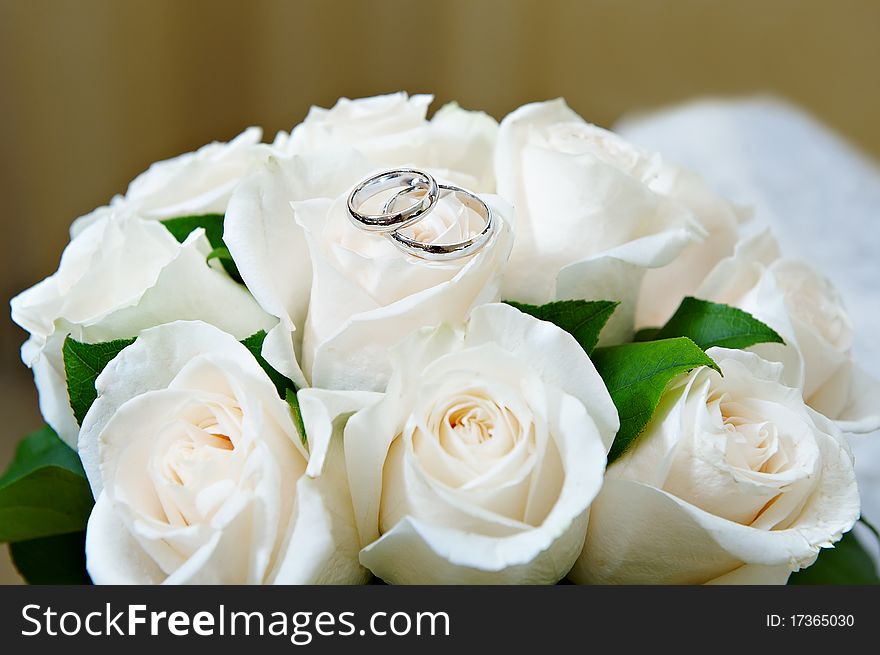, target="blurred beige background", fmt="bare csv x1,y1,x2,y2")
1,0,879,583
